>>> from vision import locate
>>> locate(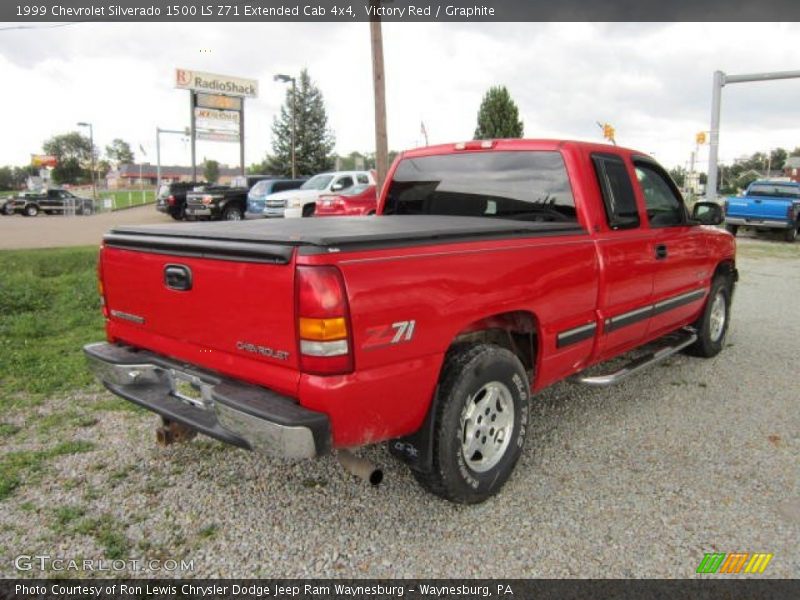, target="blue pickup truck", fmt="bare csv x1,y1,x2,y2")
723,180,800,242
